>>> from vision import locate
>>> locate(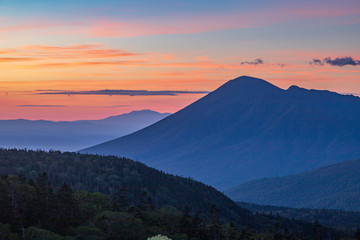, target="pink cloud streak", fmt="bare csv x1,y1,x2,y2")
0,4,358,38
